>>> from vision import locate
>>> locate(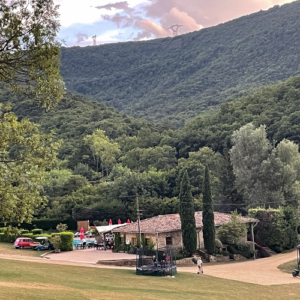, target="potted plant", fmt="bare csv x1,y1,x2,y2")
50,235,61,253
